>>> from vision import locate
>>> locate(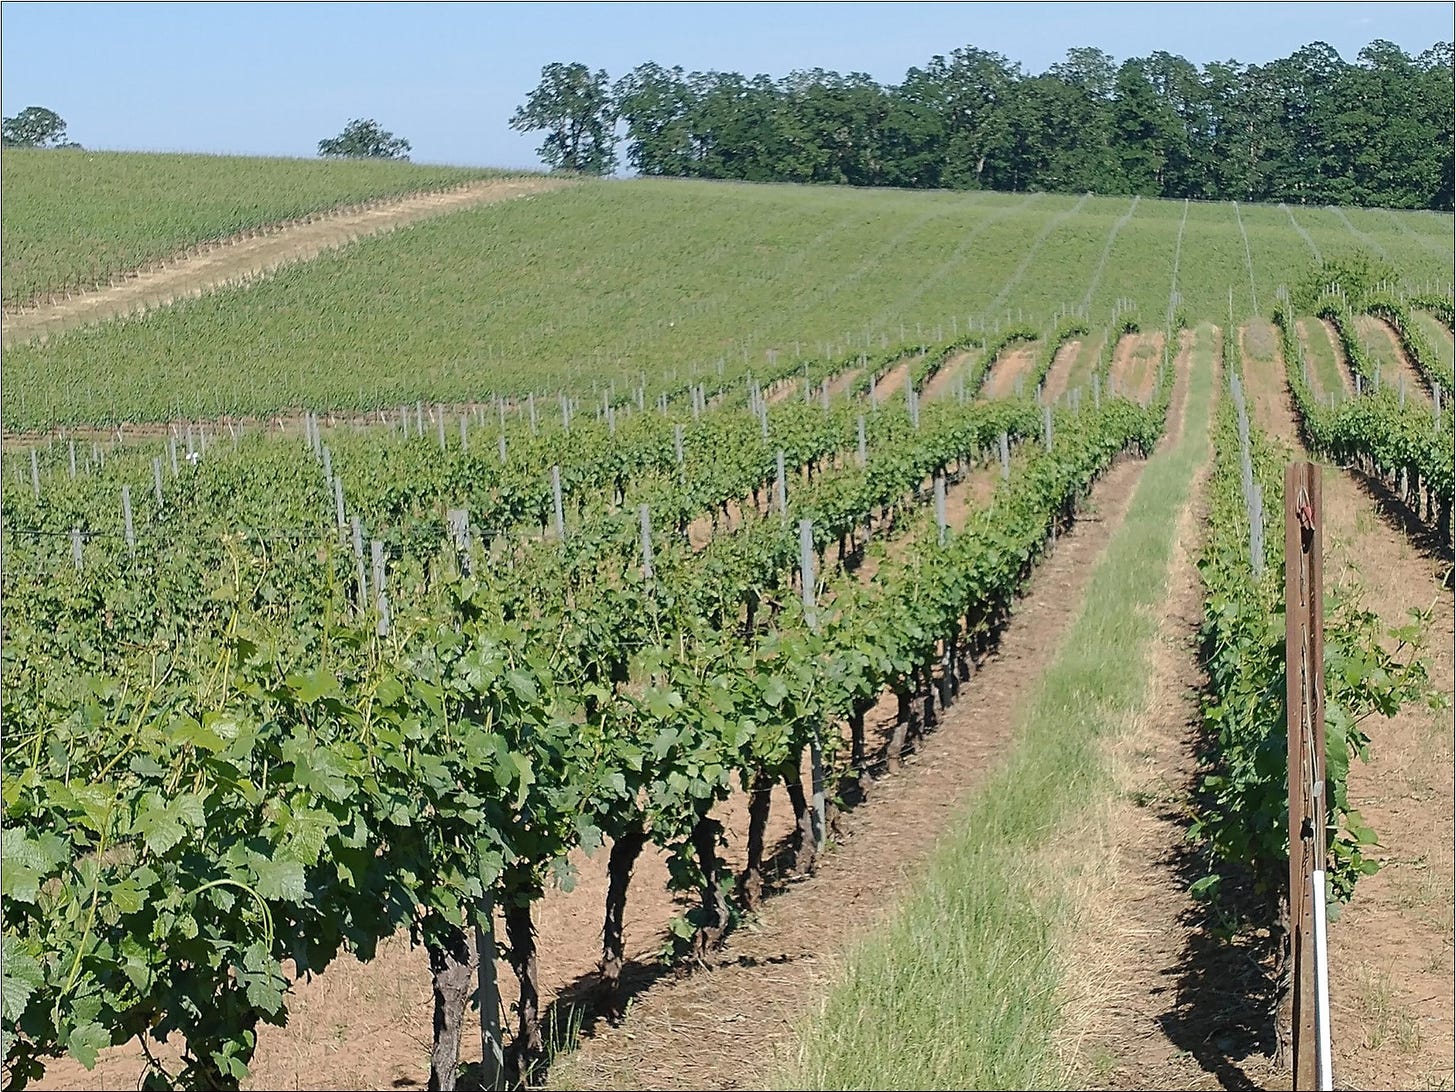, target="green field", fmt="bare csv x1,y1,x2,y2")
0,149,511,305
2,169,1449,429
